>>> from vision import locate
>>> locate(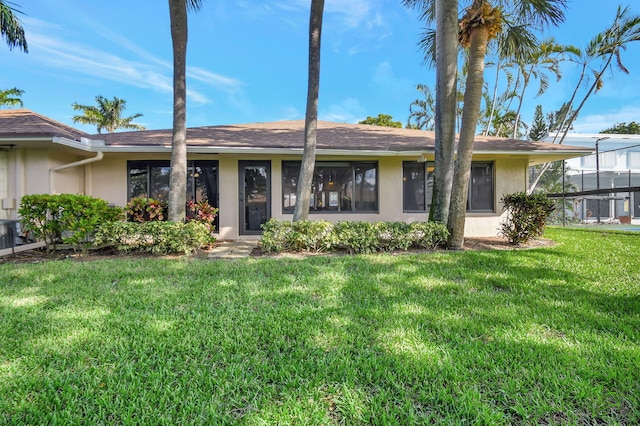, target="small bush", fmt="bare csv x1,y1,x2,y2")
333,221,379,254
500,192,555,245
260,219,449,254
186,200,218,233
260,219,337,253
95,221,215,255
18,194,123,253
126,197,168,222
408,221,450,249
